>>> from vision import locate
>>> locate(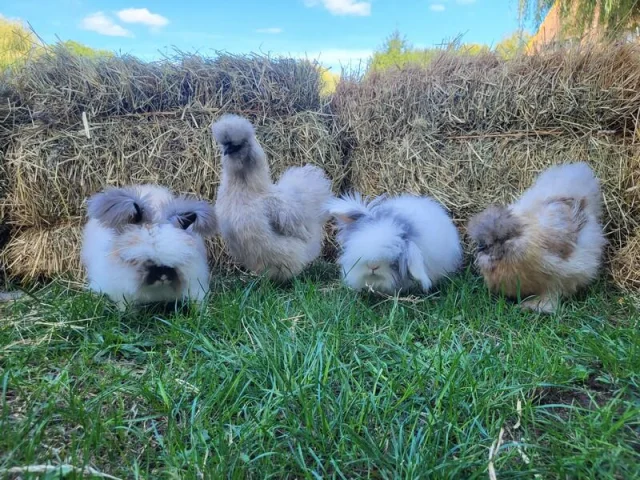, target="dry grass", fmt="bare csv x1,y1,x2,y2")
2,111,342,227
7,48,323,124
0,225,82,281
333,44,640,138
612,228,640,290
345,135,638,249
